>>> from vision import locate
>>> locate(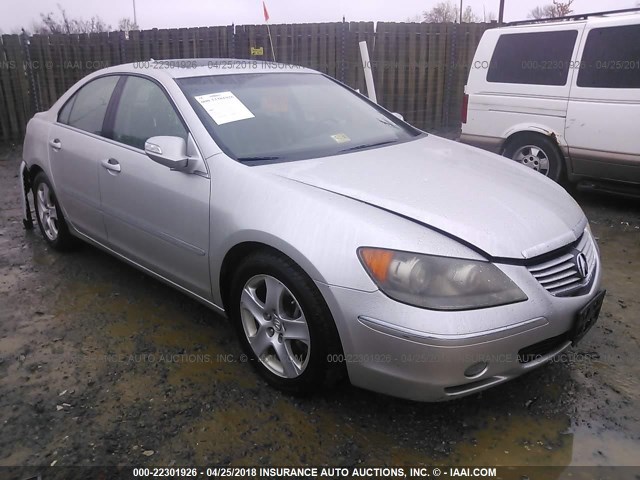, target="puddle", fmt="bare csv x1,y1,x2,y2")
449,415,572,466
569,424,639,466
448,413,639,467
